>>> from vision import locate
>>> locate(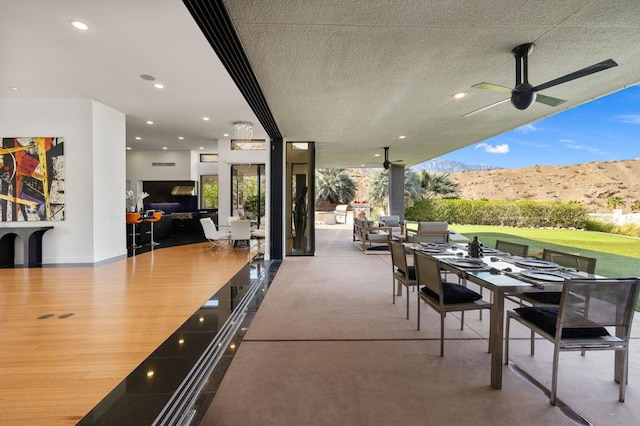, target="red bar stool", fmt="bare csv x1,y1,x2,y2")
125,213,142,249
143,211,163,247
